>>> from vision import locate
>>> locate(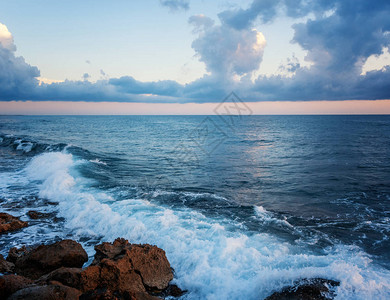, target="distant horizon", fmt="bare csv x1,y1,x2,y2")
1,100,390,115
